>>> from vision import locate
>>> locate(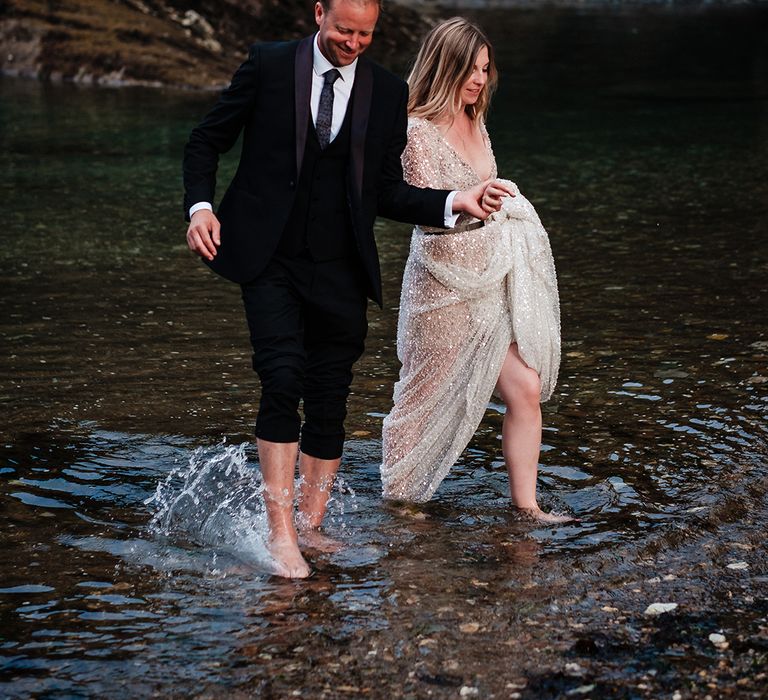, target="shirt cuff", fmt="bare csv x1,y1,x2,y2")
189,201,213,218
443,191,460,228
